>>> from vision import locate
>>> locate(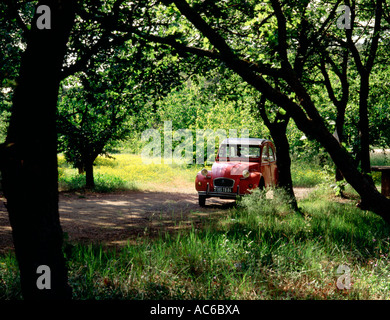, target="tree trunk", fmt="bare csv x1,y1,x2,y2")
272,123,298,210
258,101,298,210
333,101,347,195
0,0,76,299
358,74,371,174
77,163,85,174
85,158,95,189
335,110,346,182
